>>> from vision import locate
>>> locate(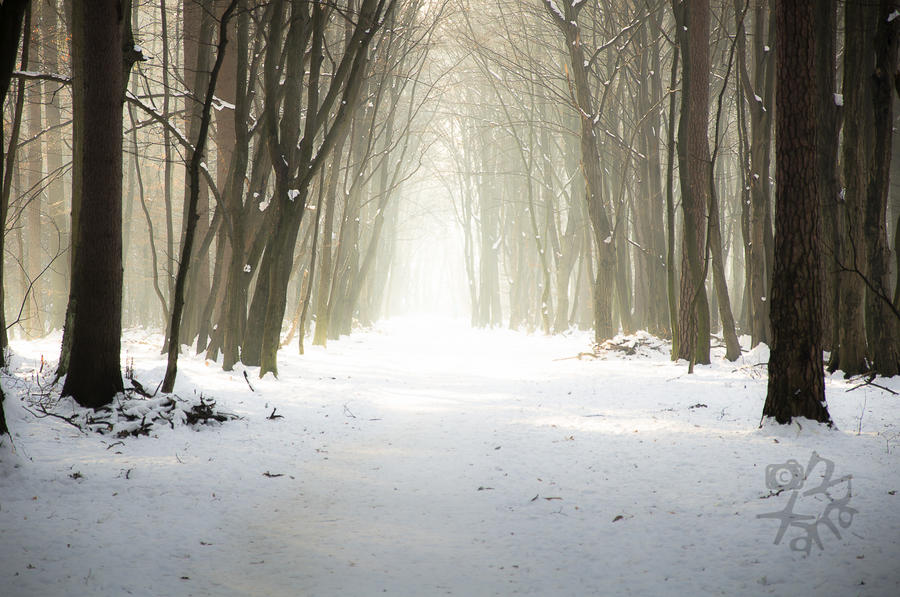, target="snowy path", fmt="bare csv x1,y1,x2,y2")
2,318,900,596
